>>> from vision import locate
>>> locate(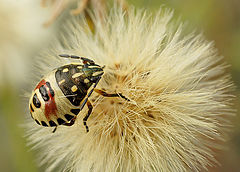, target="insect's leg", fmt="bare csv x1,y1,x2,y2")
79,76,101,112
52,126,57,133
94,89,130,101
83,100,93,132
65,77,100,132
63,116,77,126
